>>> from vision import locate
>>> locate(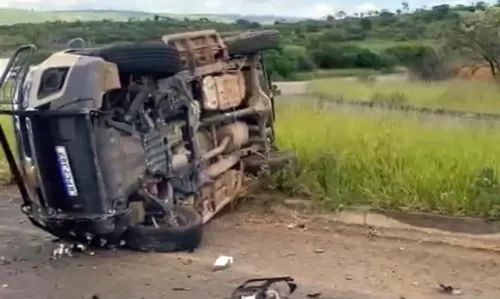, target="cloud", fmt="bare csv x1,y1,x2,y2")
354,3,381,13
311,3,337,18
0,0,484,18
